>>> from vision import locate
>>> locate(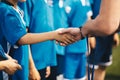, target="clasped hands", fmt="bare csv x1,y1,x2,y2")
55,28,82,46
